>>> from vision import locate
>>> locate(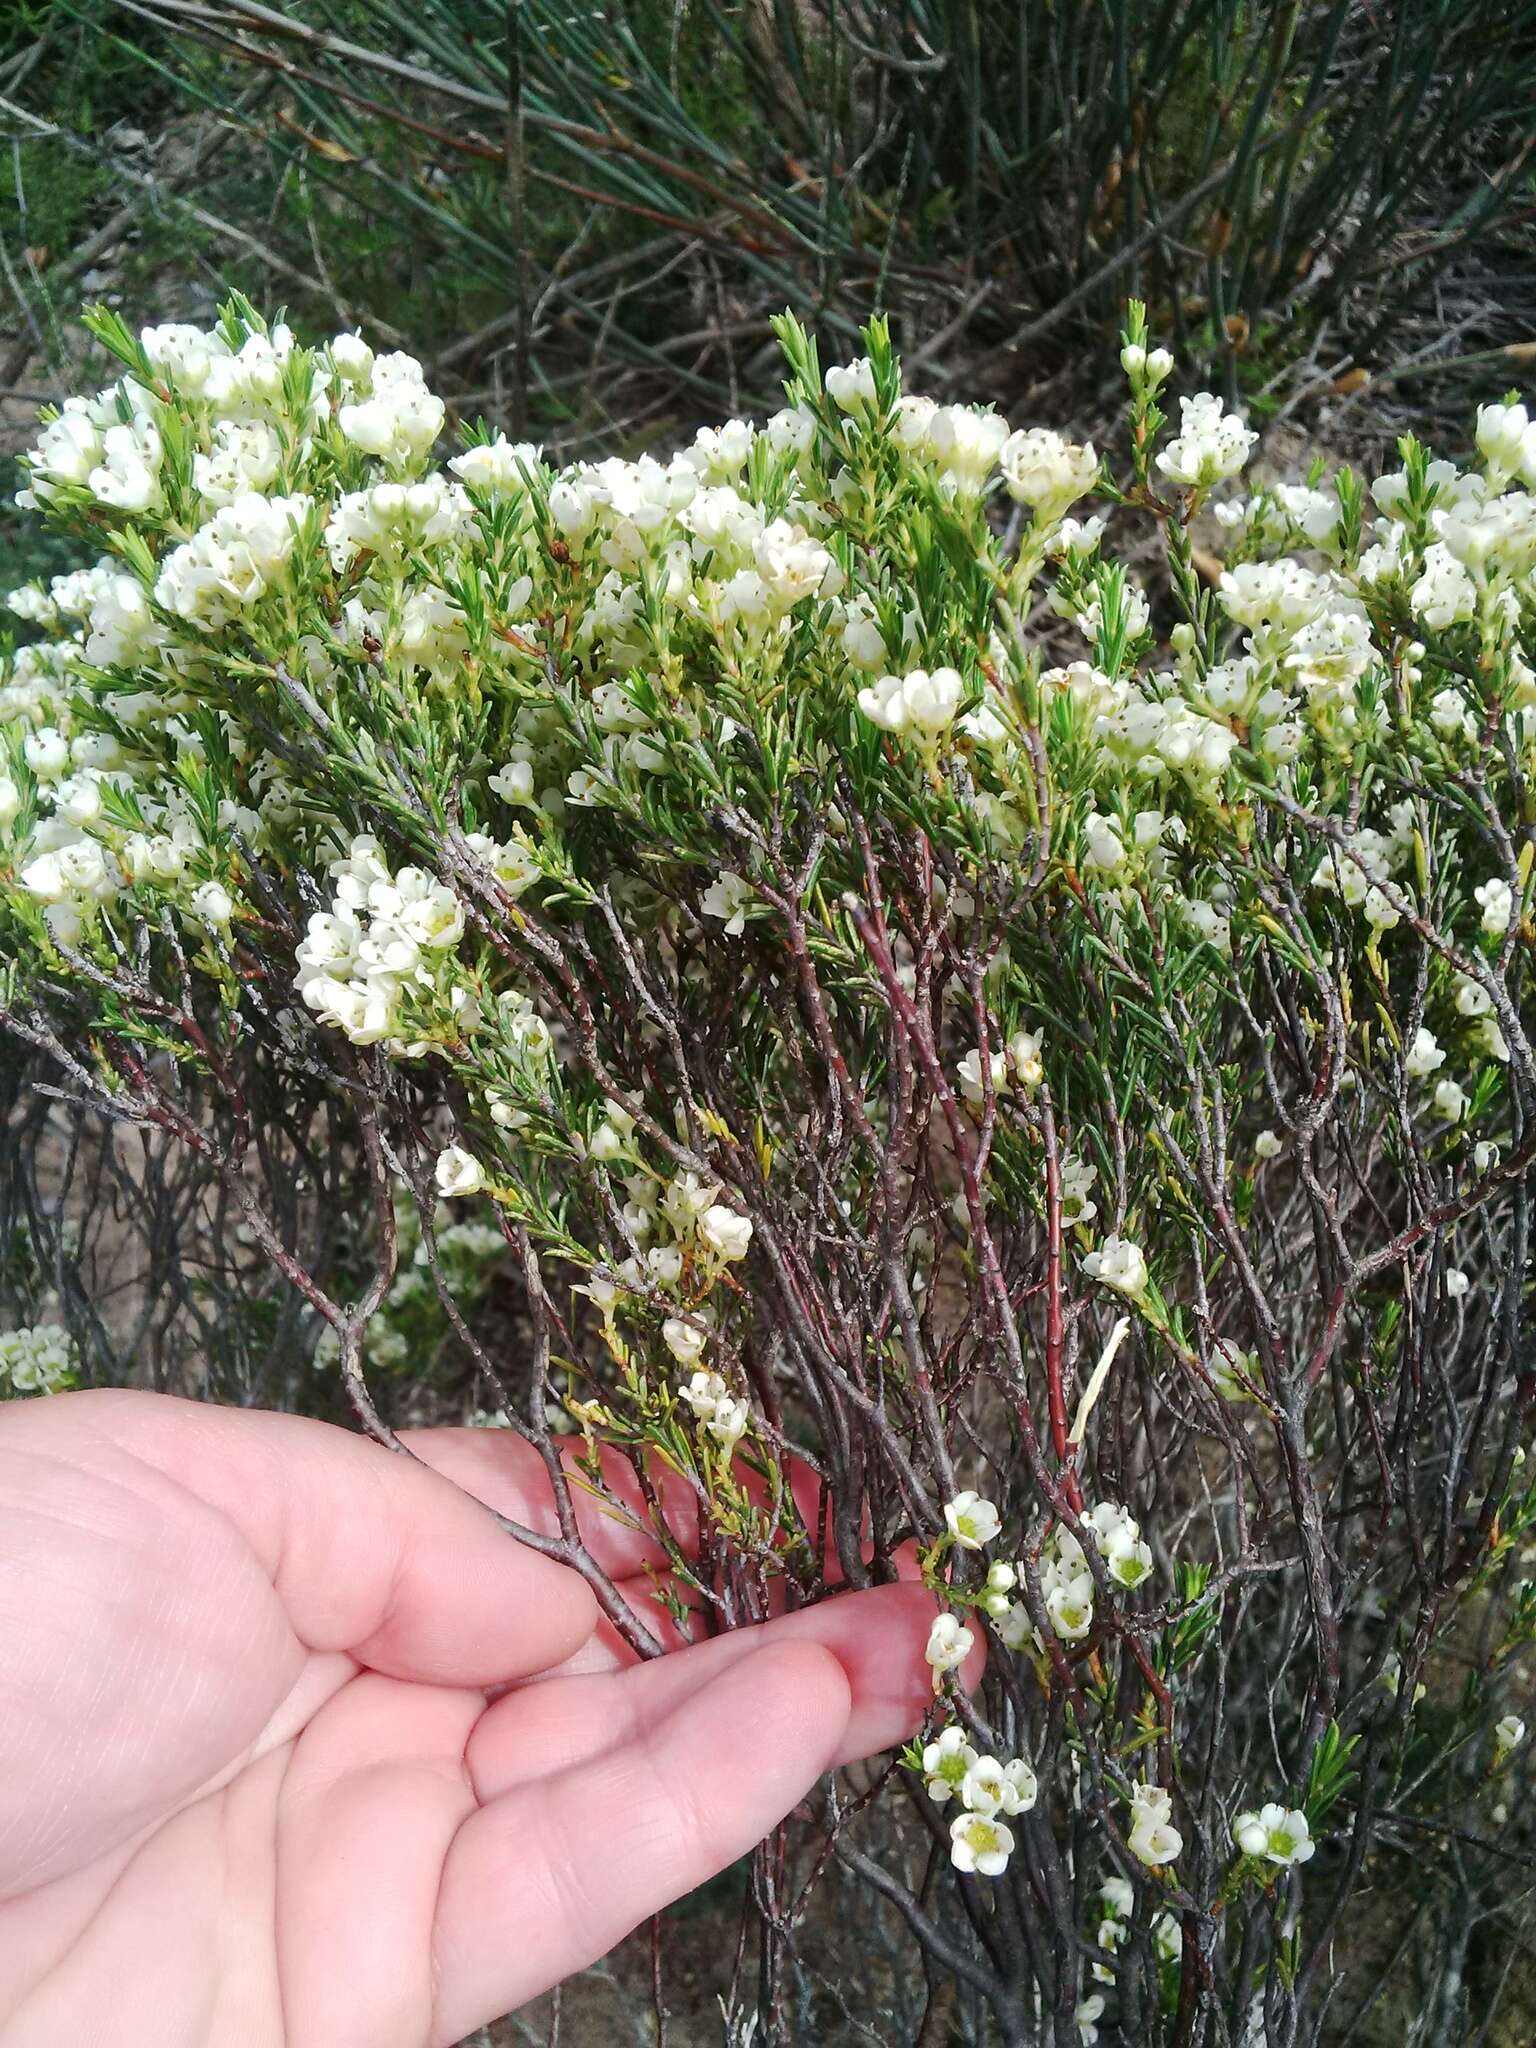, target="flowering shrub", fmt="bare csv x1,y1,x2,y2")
2,296,1534,2042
